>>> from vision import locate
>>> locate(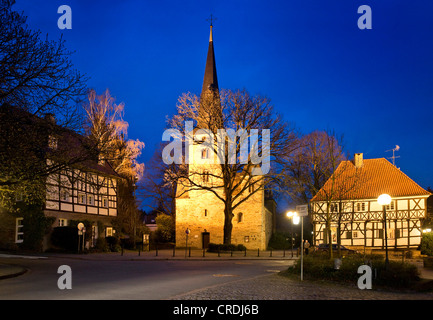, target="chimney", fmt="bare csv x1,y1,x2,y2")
44,113,56,124
354,153,363,168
